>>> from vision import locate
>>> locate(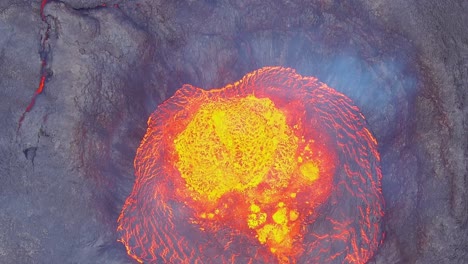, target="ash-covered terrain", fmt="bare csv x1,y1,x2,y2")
0,0,466,263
